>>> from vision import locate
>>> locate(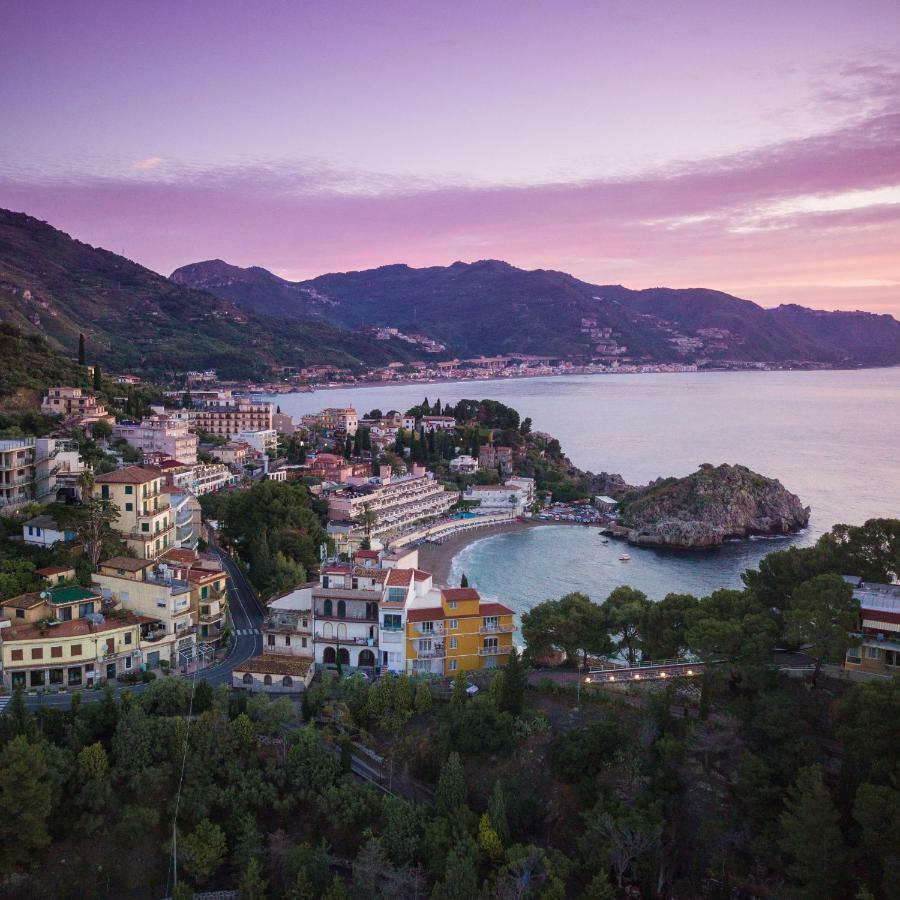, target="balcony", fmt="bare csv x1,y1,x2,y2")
479,623,515,635
199,610,225,625
417,645,446,659
142,628,170,643
479,645,506,656
414,623,444,635
381,631,403,644
314,635,377,646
